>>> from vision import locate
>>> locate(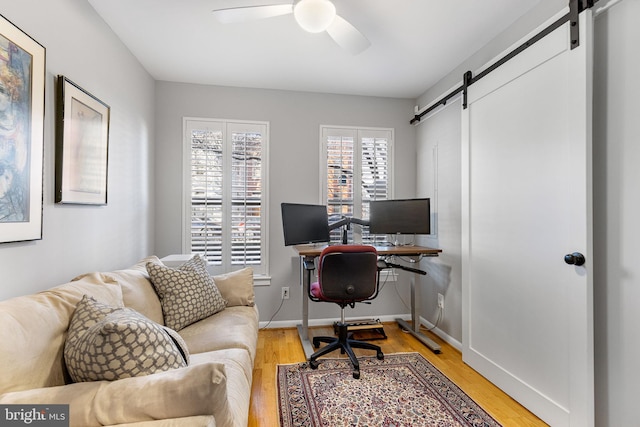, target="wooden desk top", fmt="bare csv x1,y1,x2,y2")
293,244,442,257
